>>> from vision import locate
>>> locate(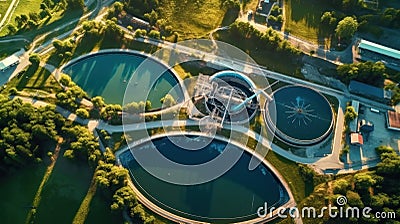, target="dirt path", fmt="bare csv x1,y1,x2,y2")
72,171,98,224
25,137,63,224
